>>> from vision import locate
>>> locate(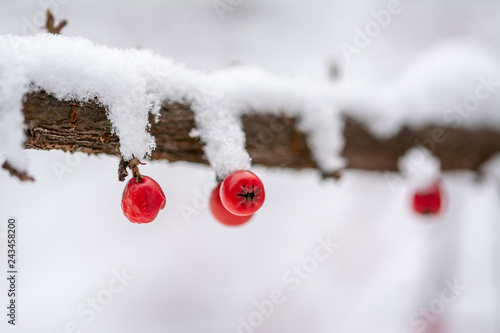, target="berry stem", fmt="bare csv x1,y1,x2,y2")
128,158,143,183
117,157,144,183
